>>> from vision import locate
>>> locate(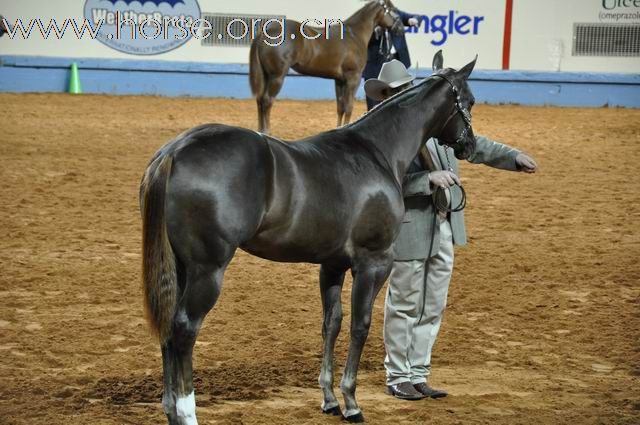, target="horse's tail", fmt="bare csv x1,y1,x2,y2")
249,38,265,97
141,154,176,343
